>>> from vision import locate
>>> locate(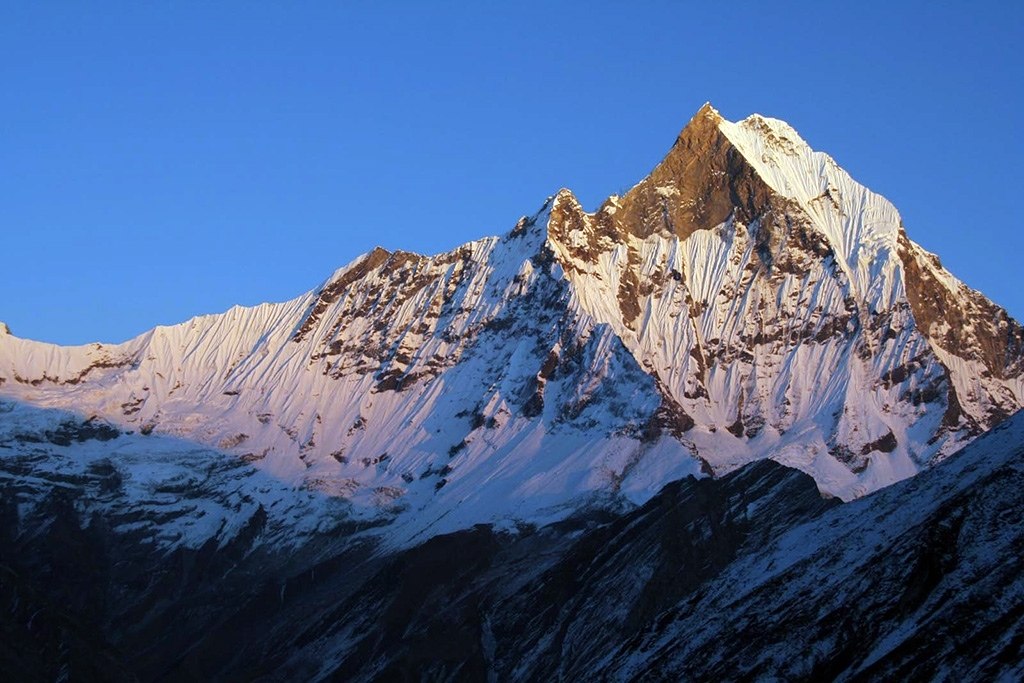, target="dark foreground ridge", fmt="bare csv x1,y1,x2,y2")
2,410,1023,681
